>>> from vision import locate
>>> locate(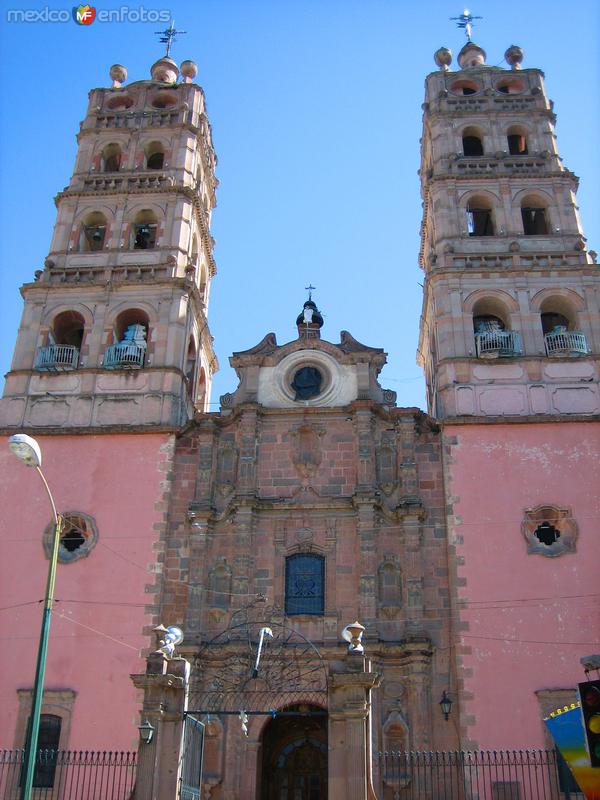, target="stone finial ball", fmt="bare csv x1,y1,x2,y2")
180,60,198,80
434,47,453,70
505,45,524,68
109,64,128,84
